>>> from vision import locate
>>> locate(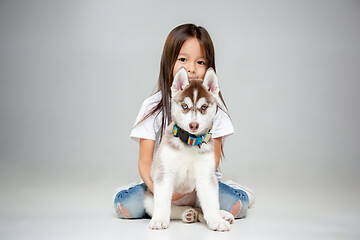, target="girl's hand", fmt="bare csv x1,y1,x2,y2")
171,192,187,201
